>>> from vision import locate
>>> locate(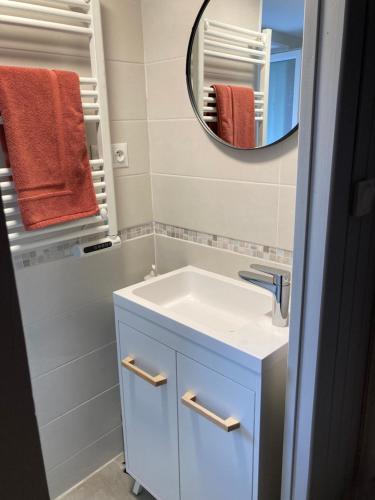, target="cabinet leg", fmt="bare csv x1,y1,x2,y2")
132,480,144,496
